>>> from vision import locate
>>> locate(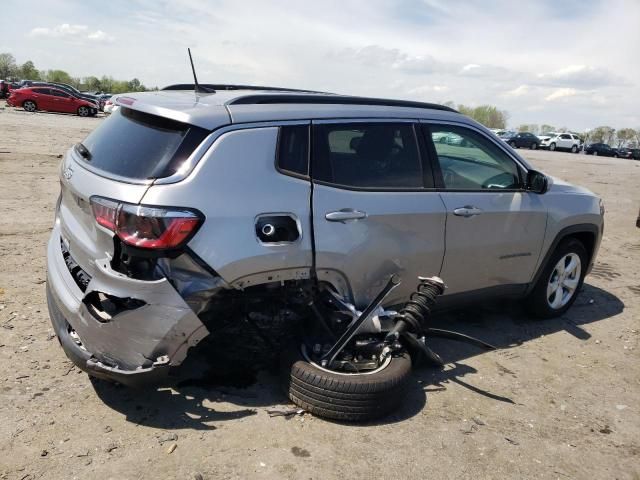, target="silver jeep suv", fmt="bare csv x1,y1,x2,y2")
46,85,603,420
